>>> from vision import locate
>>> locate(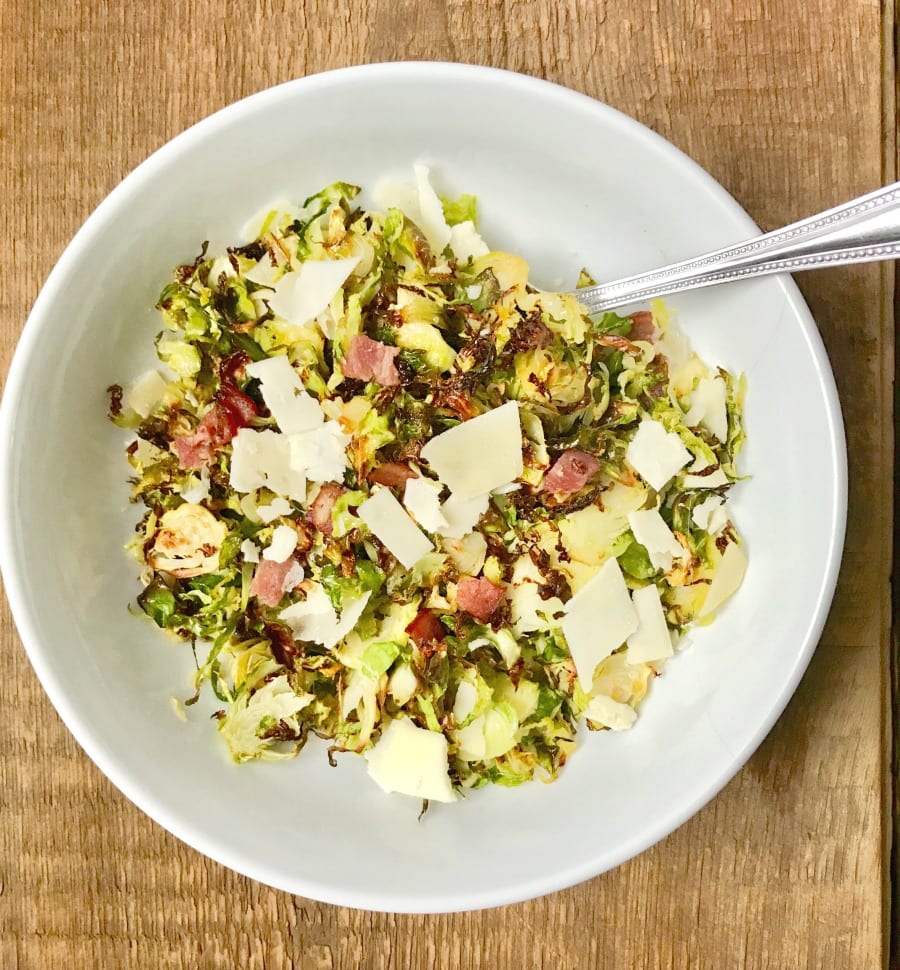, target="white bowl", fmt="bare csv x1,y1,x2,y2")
0,63,846,912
